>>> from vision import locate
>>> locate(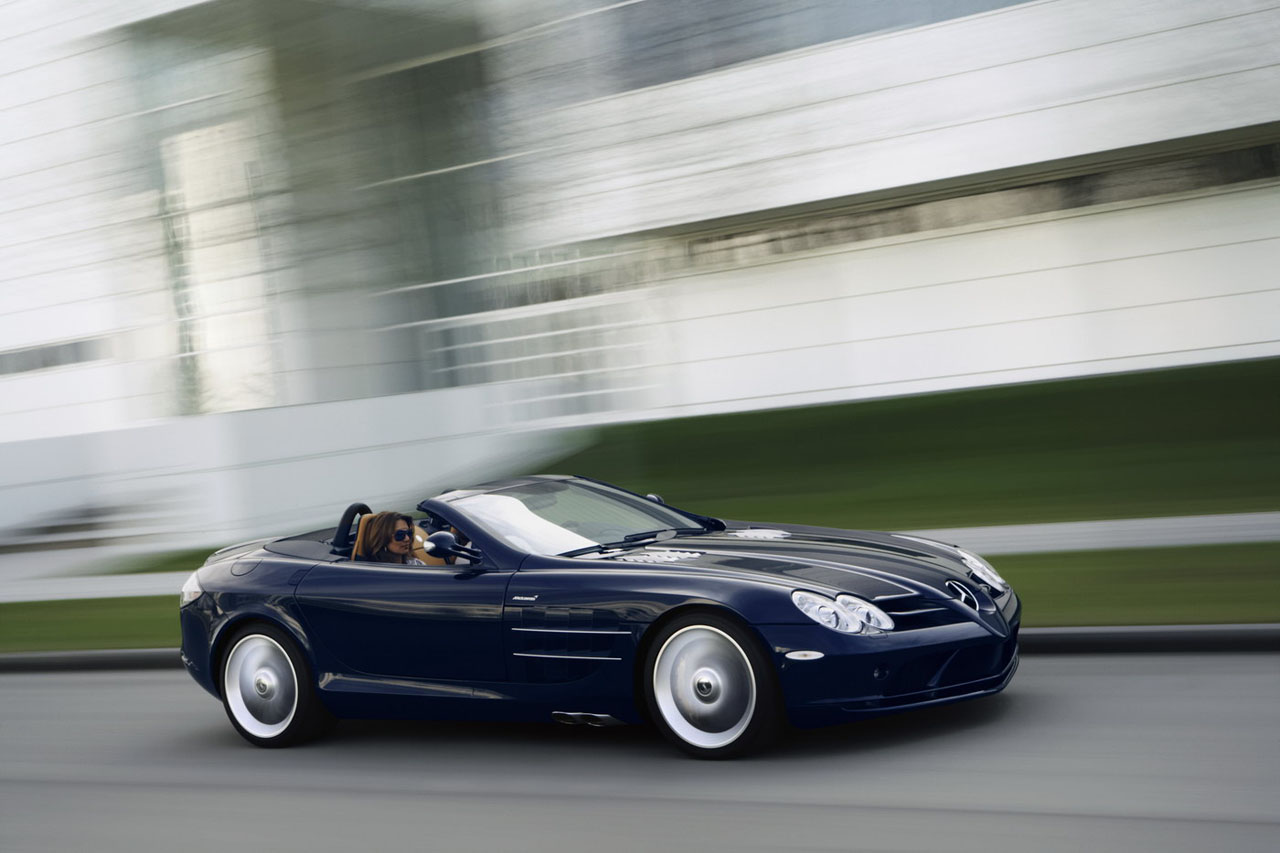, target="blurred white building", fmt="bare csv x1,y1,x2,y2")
2,0,1278,545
